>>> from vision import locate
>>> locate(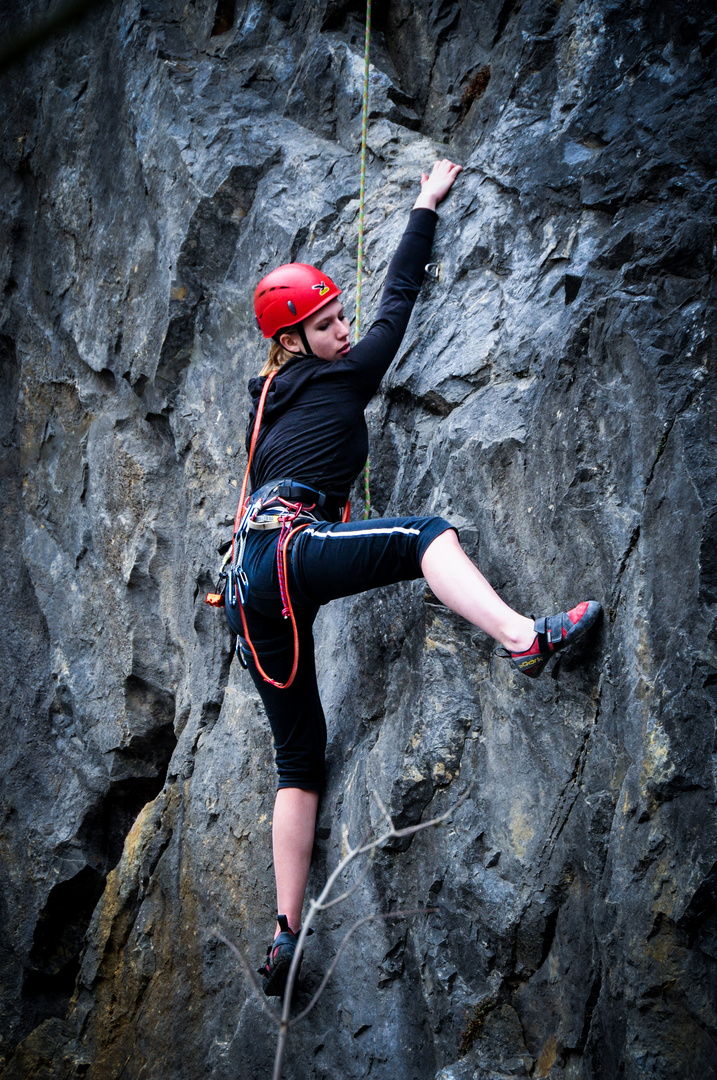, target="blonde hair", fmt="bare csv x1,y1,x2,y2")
259,339,295,377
